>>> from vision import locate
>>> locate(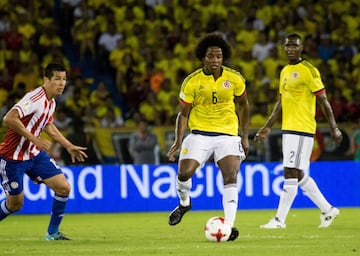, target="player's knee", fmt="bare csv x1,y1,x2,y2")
7,200,24,212
284,168,301,179
223,173,236,185
55,182,71,196
178,173,191,181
